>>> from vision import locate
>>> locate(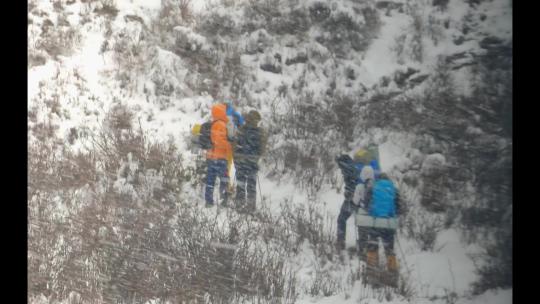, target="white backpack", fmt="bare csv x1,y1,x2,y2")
352,165,375,206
